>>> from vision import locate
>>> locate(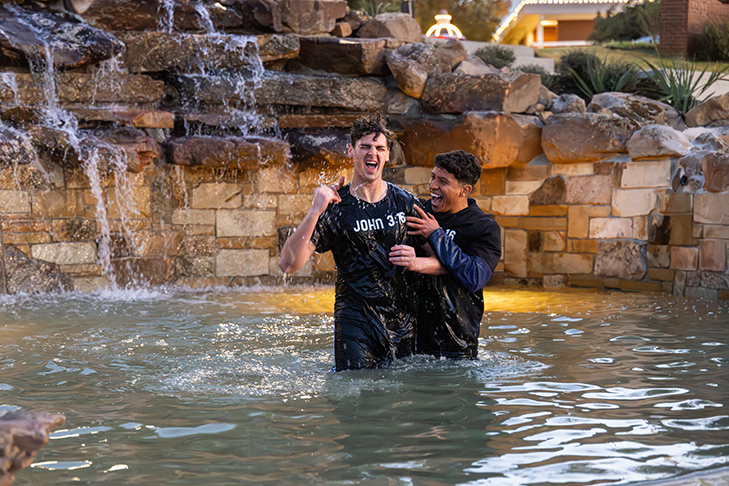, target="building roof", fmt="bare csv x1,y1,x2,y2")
493,0,631,42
